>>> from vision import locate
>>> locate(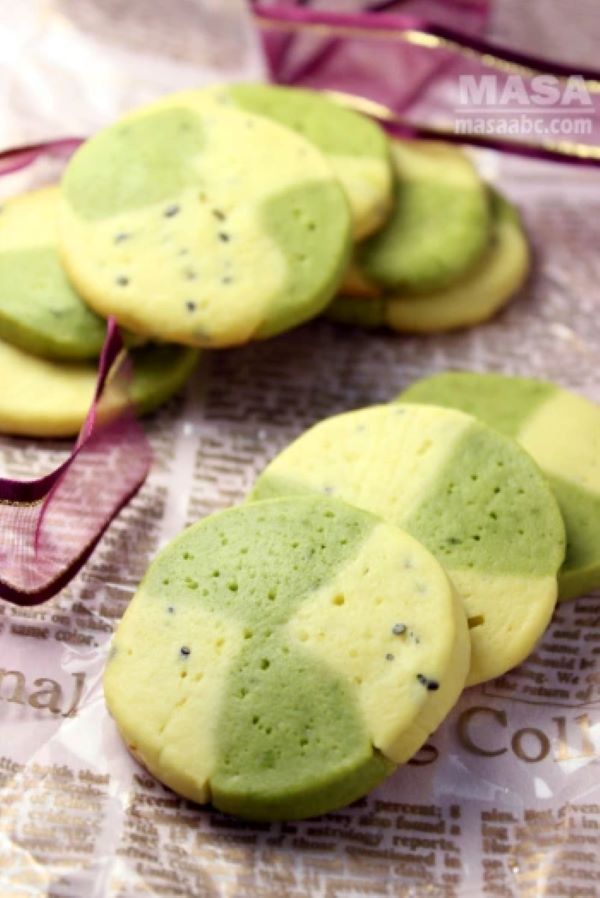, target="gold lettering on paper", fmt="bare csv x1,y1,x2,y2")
0,670,27,705
457,706,508,757
0,668,86,717
553,714,597,762
511,728,551,763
